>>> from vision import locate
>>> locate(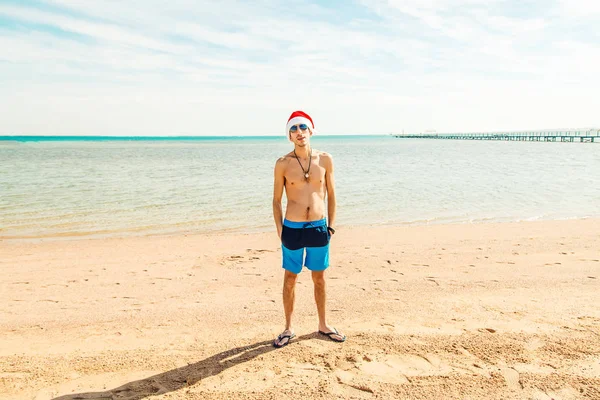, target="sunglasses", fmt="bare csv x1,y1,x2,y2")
289,124,309,133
